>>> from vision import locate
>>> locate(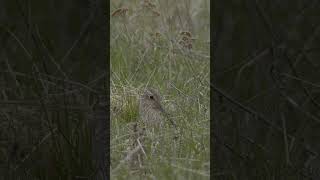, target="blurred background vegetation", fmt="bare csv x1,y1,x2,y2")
213,0,320,179
110,0,210,179
0,0,107,179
